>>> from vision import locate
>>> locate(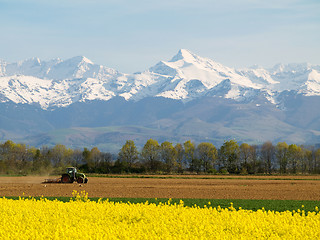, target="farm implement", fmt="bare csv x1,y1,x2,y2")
43,167,88,184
